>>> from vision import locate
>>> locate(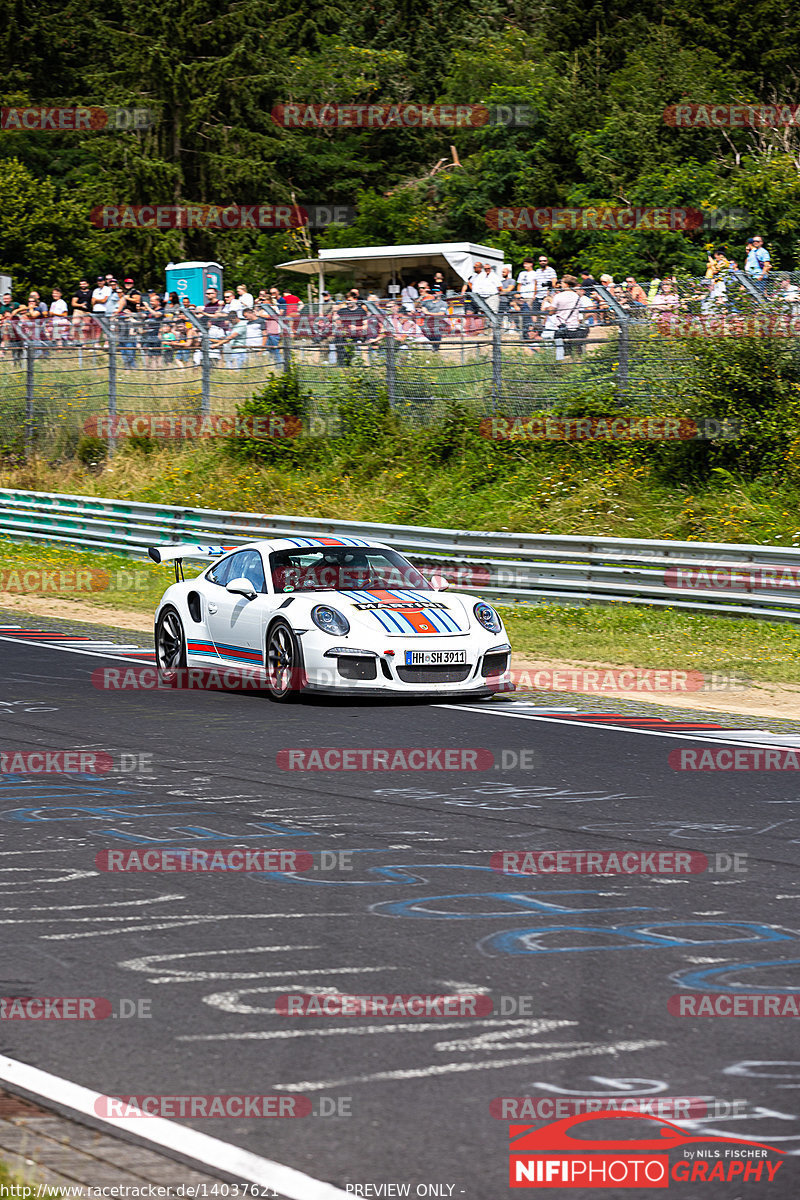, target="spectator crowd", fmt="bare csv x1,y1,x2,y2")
0,235,790,369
